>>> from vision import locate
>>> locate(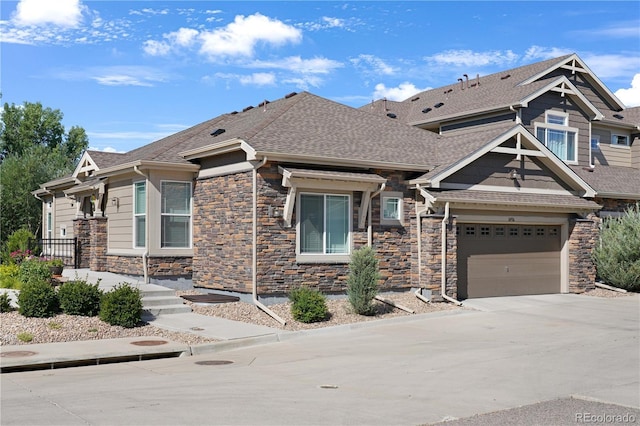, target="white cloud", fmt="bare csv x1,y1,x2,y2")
55,66,168,87
199,13,302,59
614,73,640,107
142,39,172,56
351,54,396,76
373,82,430,102
301,16,348,31
239,73,276,86
248,56,343,74
13,0,85,27
282,76,324,90
143,27,199,56
426,50,519,68
581,53,640,80
523,46,574,61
